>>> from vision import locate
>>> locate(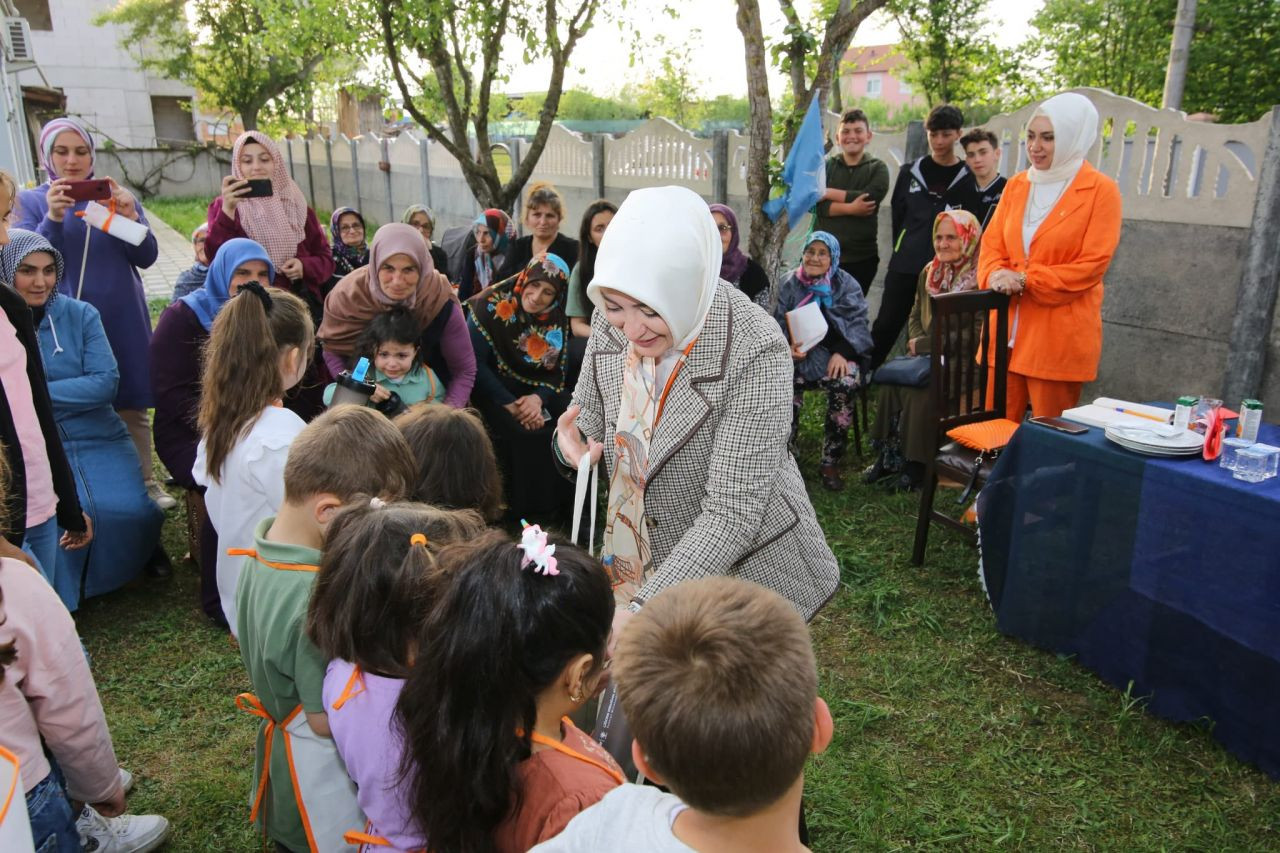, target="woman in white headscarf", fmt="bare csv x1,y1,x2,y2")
978,91,1123,419
554,186,839,635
